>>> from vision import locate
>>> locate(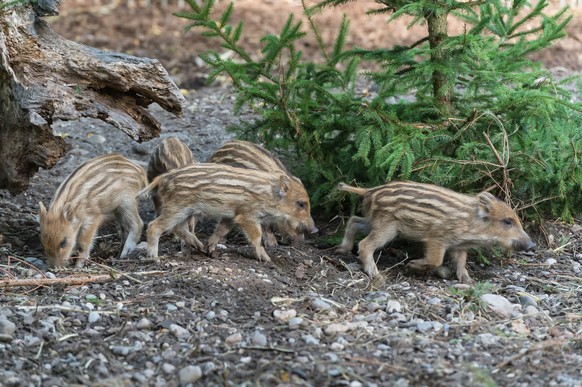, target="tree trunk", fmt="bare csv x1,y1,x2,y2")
0,0,185,194
426,5,452,114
